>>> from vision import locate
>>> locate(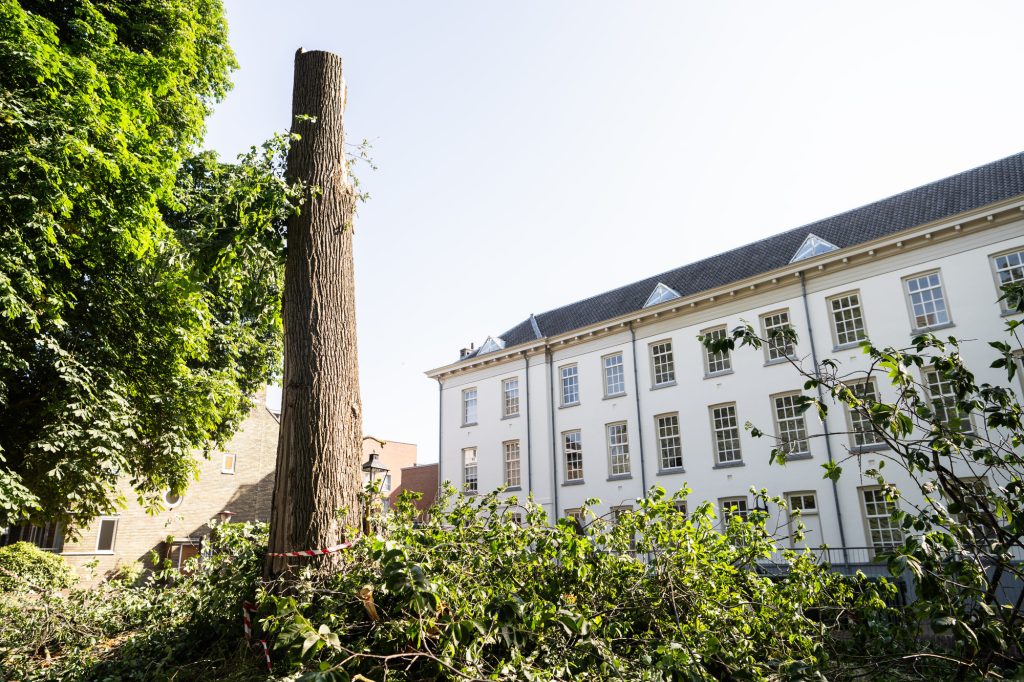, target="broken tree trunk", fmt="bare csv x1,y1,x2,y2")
265,49,362,579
